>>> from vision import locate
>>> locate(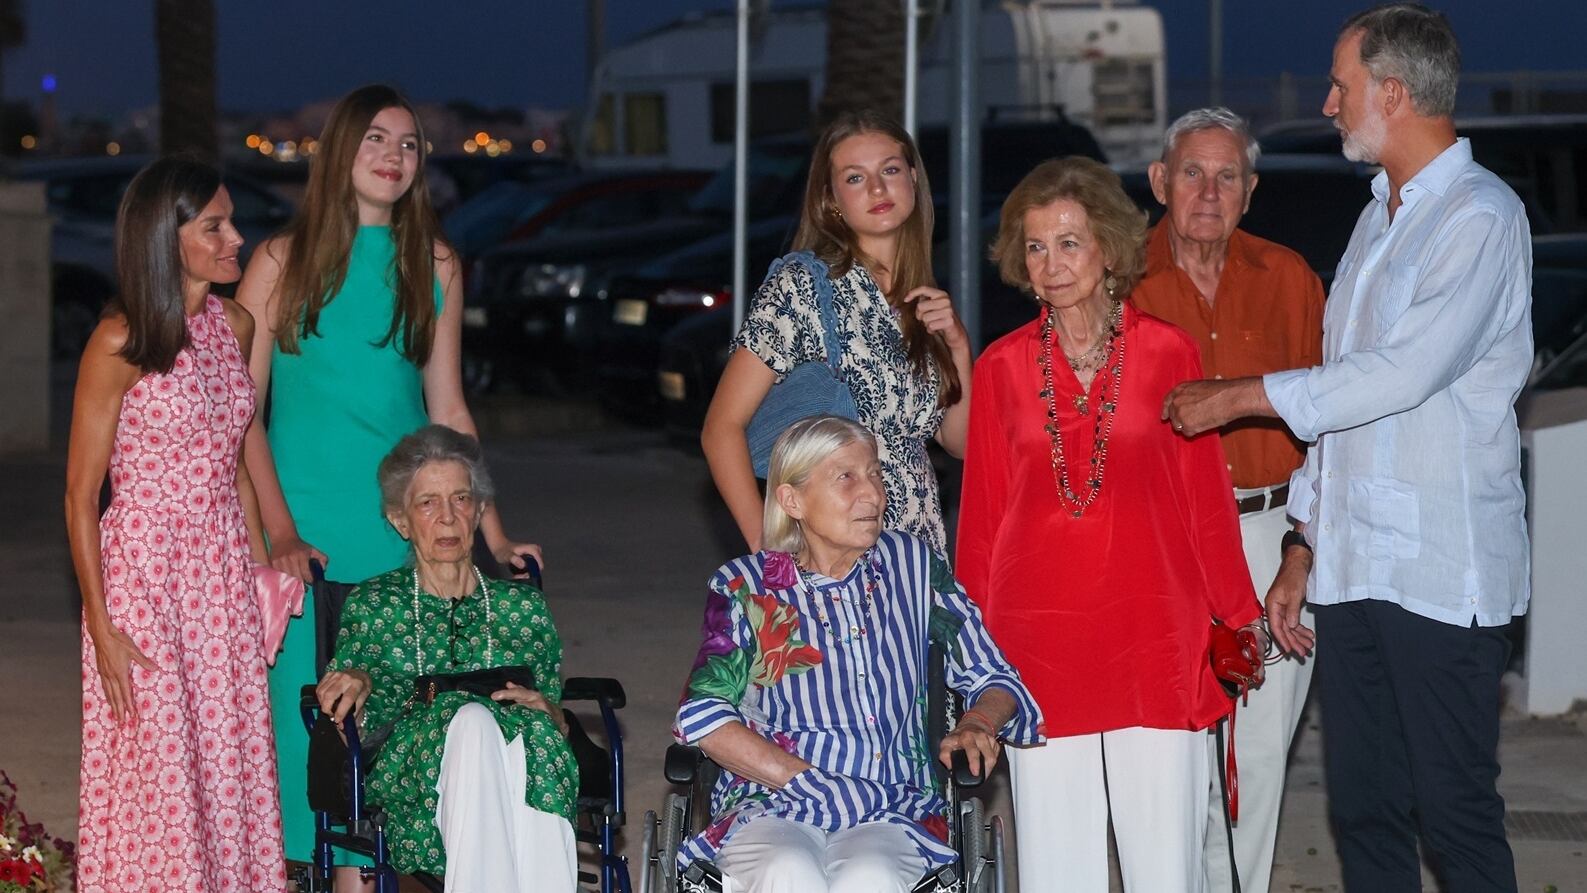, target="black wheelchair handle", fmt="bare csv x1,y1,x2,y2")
665,743,708,786
951,748,983,788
